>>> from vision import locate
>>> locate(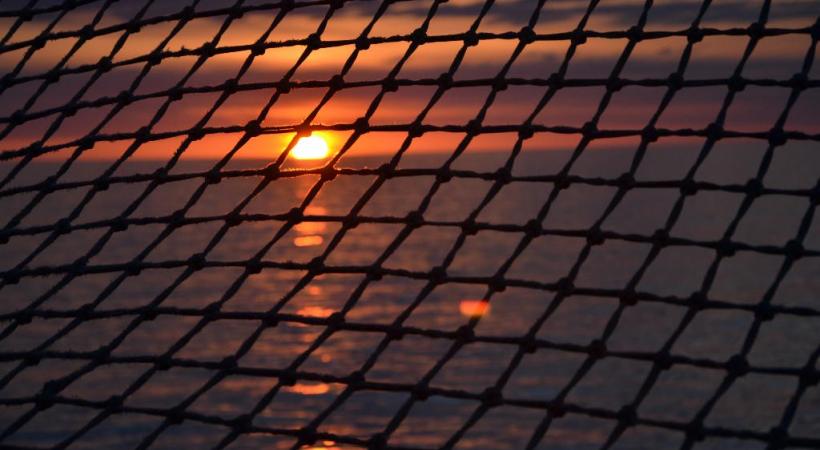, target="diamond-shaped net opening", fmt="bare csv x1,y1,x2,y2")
0,0,819,449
